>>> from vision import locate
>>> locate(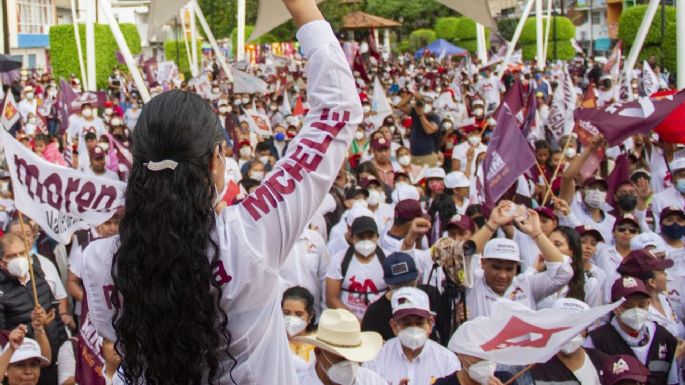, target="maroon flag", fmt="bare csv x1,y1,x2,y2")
353,51,370,83
115,51,126,65
75,291,106,385
481,105,537,208
59,79,77,129
367,29,381,63
494,78,526,123
606,153,631,207
574,89,685,146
